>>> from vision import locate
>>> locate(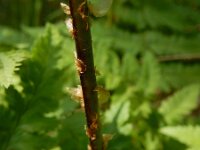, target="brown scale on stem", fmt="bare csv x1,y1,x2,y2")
90,114,98,130
60,3,77,38
60,2,71,15
65,18,76,38
75,58,87,74
66,85,85,109
85,114,98,141
78,1,88,19
86,127,96,141
77,0,89,30
87,144,92,150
